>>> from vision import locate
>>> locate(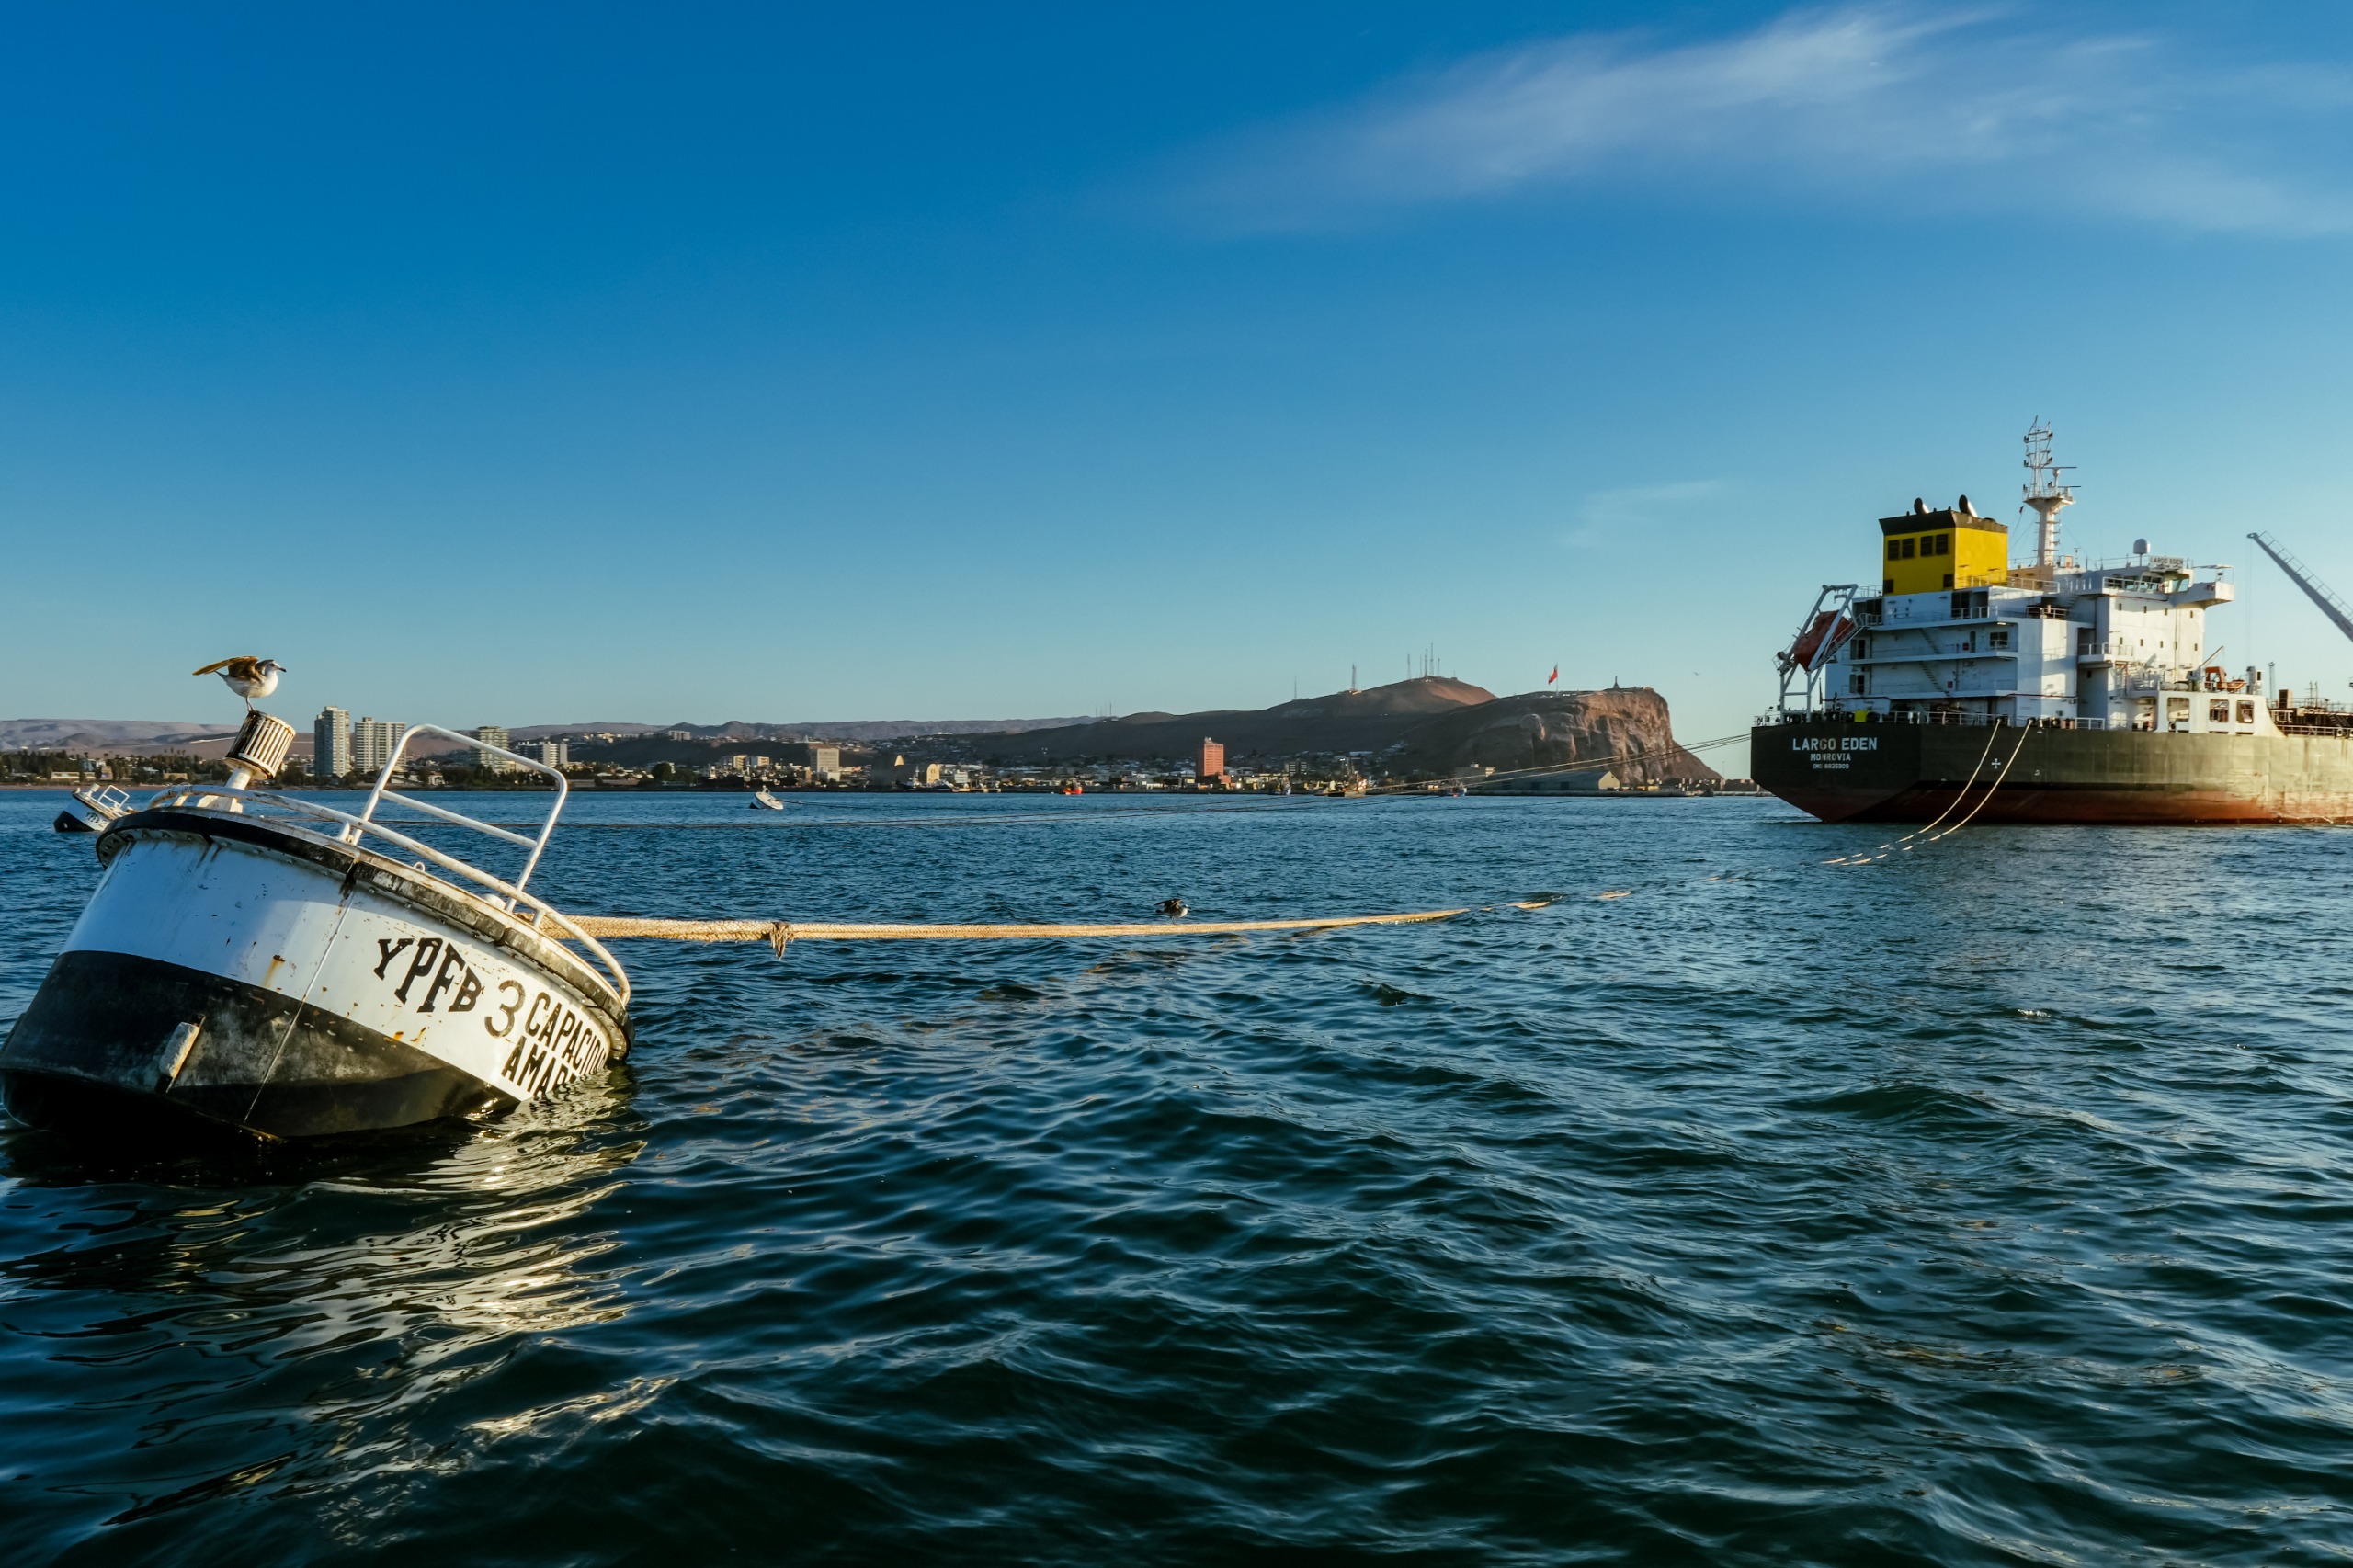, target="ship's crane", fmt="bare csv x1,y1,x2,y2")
2247,531,2353,648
